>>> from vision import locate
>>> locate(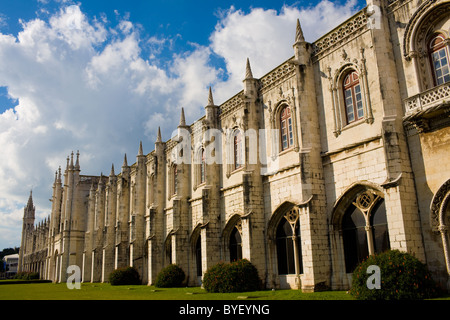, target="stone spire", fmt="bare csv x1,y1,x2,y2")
245,58,254,79
58,166,62,183
26,190,33,209
75,150,80,171
69,151,74,170
156,127,162,143
179,107,186,127
122,154,128,167
24,190,35,220
295,18,305,43
65,155,70,173
110,163,115,176
207,86,214,106
138,141,143,156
